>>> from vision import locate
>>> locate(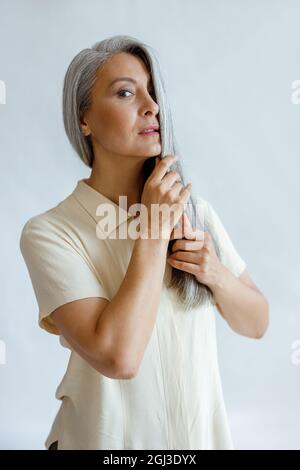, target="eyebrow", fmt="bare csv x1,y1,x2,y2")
108,76,152,89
